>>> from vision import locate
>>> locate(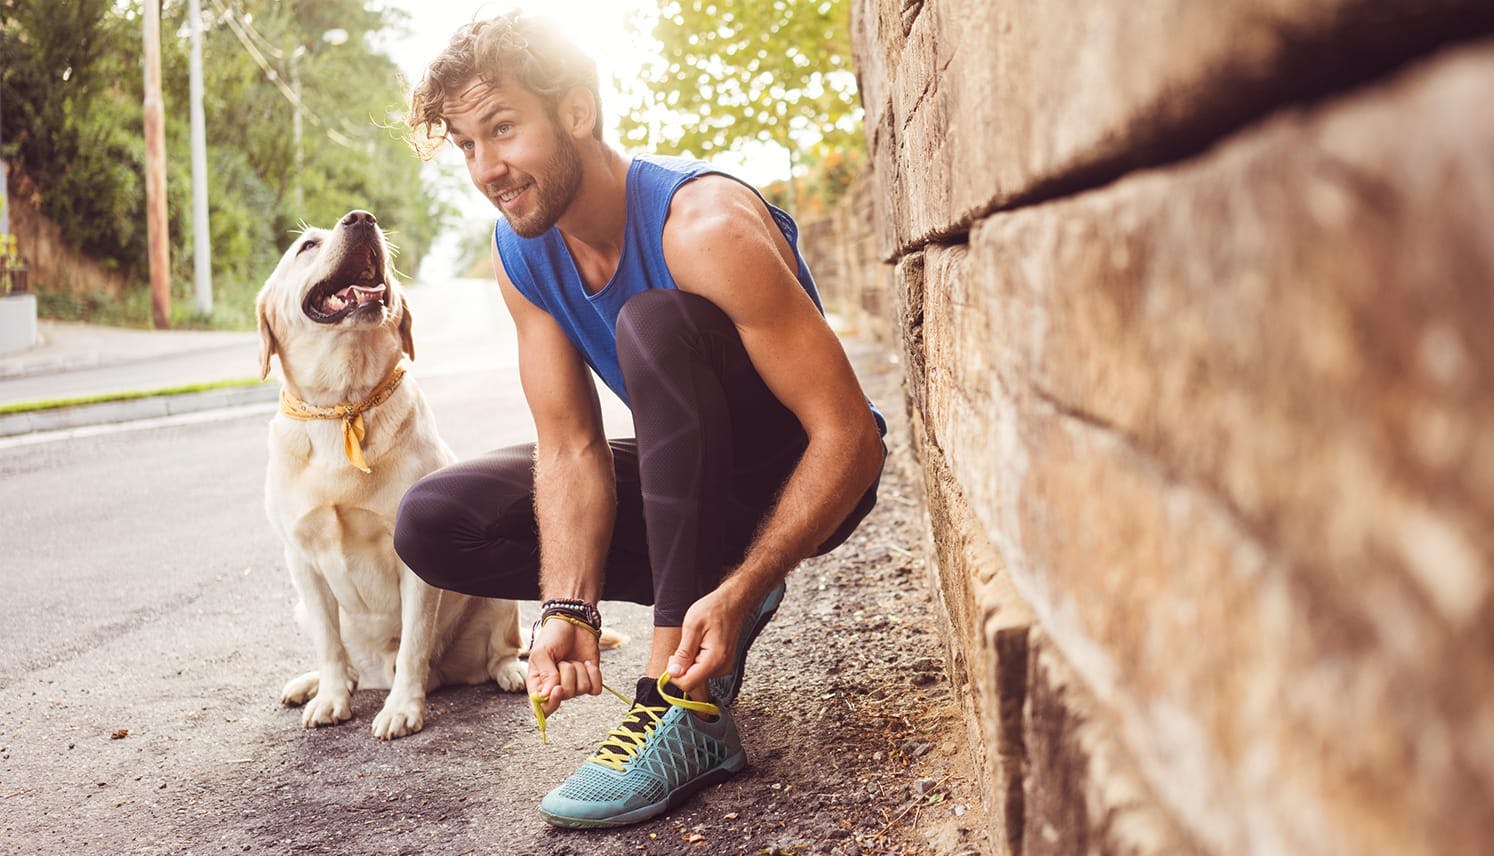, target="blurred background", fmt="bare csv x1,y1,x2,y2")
0,0,862,330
